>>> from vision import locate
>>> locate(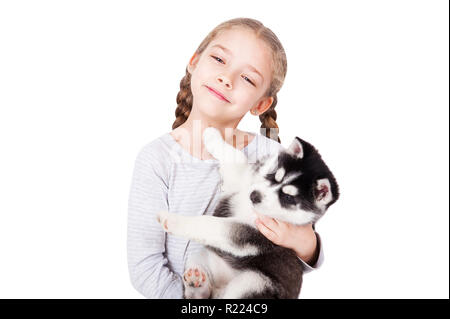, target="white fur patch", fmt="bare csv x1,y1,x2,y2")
271,210,317,225
275,168,285,182
220,271,271,298
259,154,279,176
281,172,302,185
282,185,298,196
